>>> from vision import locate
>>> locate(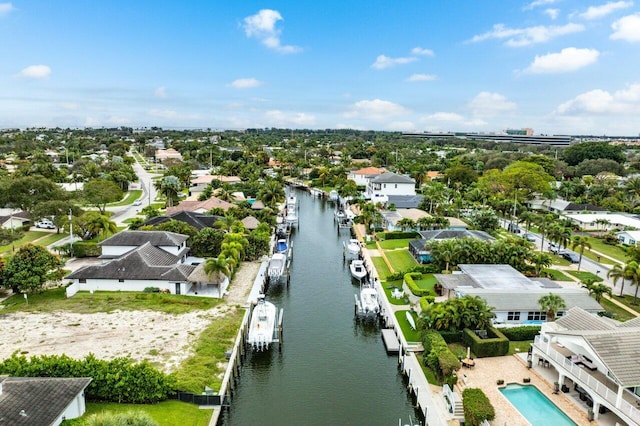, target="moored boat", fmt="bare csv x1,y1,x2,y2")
354,282,380,318
343,238,361,259
247,295,278,351
350,259,368,281
268,253,287,284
